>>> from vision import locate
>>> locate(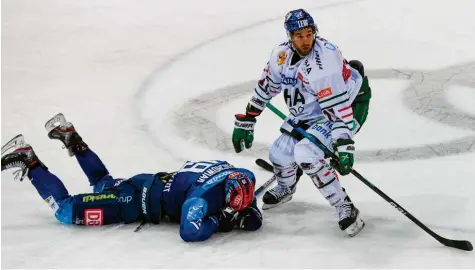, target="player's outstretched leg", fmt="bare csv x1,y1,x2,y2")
1,134,74,223
45,113,111,189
